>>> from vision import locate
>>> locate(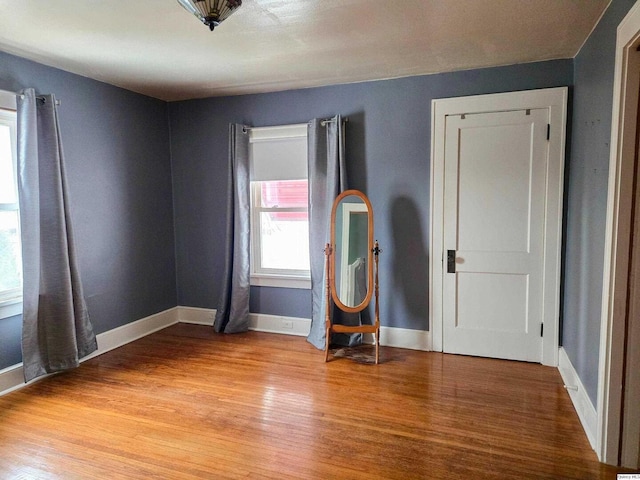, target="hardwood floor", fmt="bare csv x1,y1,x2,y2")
0,324,626,479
